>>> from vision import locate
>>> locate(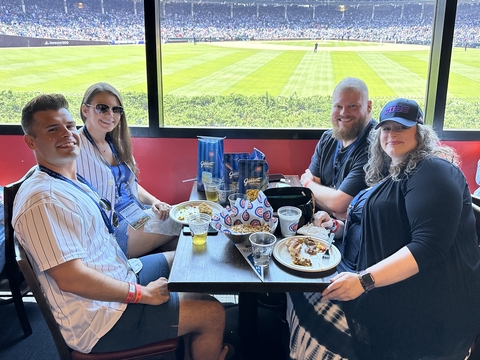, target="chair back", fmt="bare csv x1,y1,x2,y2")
1,167,37,337
473,203,480,246
4,167,36,277
472,194,480,207
16,243,74,360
